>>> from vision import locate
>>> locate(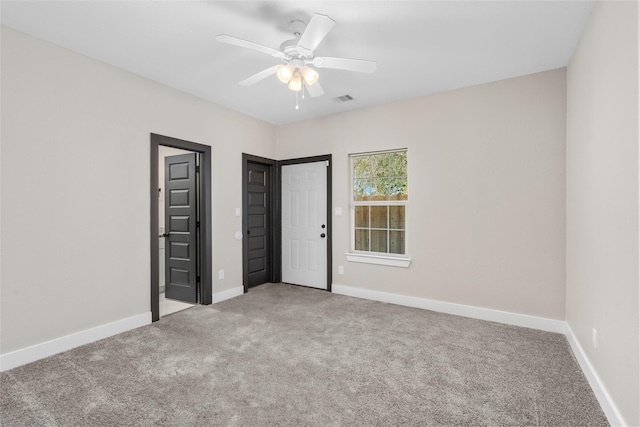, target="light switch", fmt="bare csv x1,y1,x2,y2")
335,207,343,216
235,207,241,216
